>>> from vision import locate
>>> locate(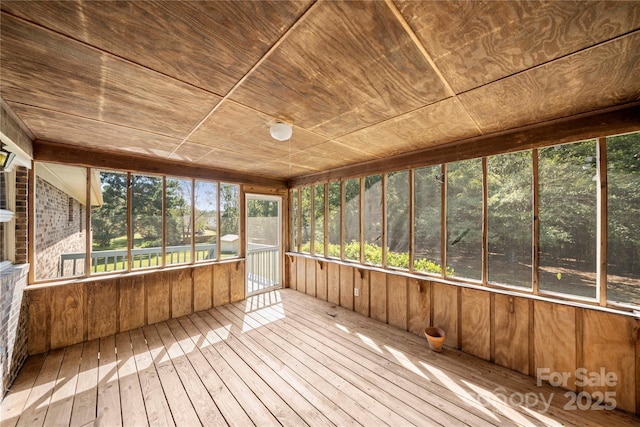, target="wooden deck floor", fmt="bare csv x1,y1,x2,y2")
1,289,638,427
